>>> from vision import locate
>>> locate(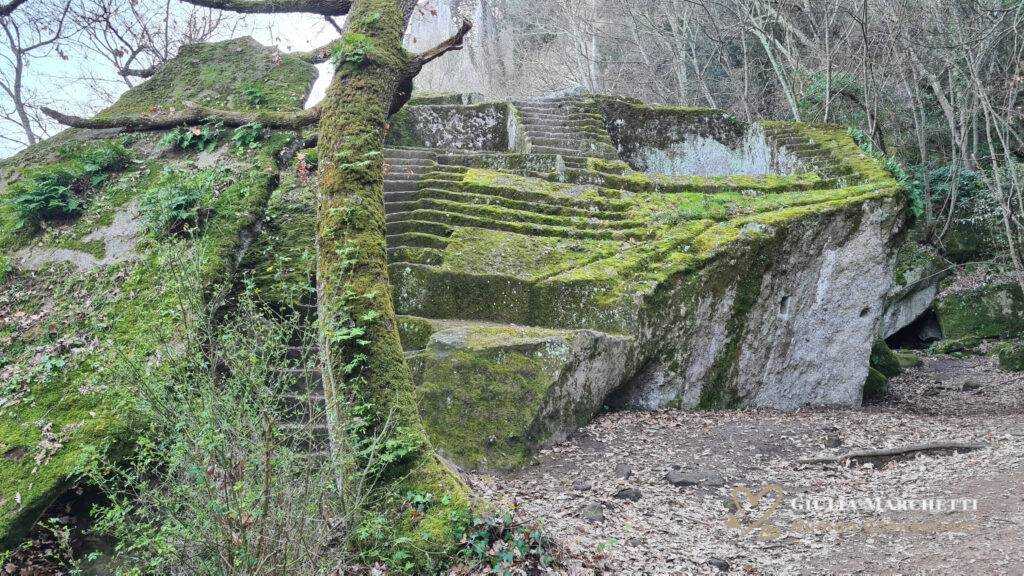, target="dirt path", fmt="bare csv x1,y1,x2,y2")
471,352,1024,575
